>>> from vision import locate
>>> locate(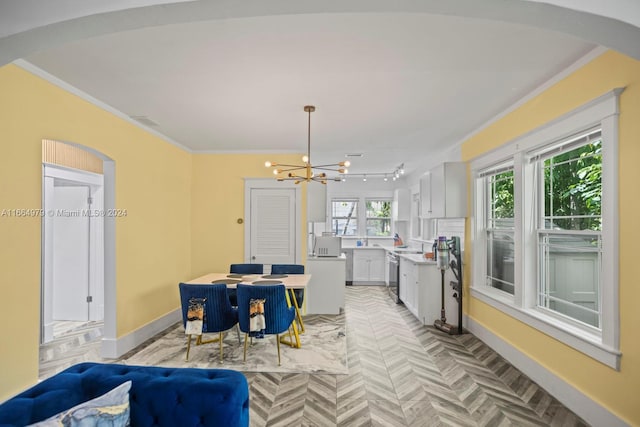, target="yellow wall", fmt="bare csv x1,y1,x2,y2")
0,64,192,399
0,64,311,400
461,50,640,425
190,153,308,278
